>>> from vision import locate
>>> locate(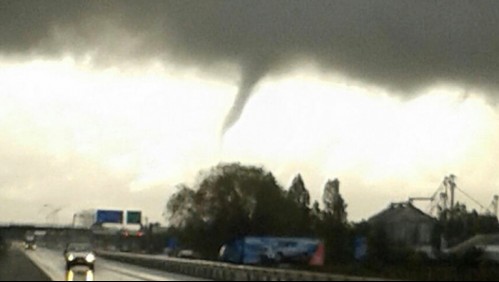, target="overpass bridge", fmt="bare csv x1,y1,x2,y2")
0,224,91,247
